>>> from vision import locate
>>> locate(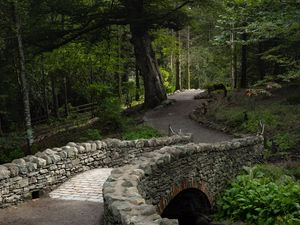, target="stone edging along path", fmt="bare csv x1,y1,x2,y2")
0,135,191,208
103,136,264,225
